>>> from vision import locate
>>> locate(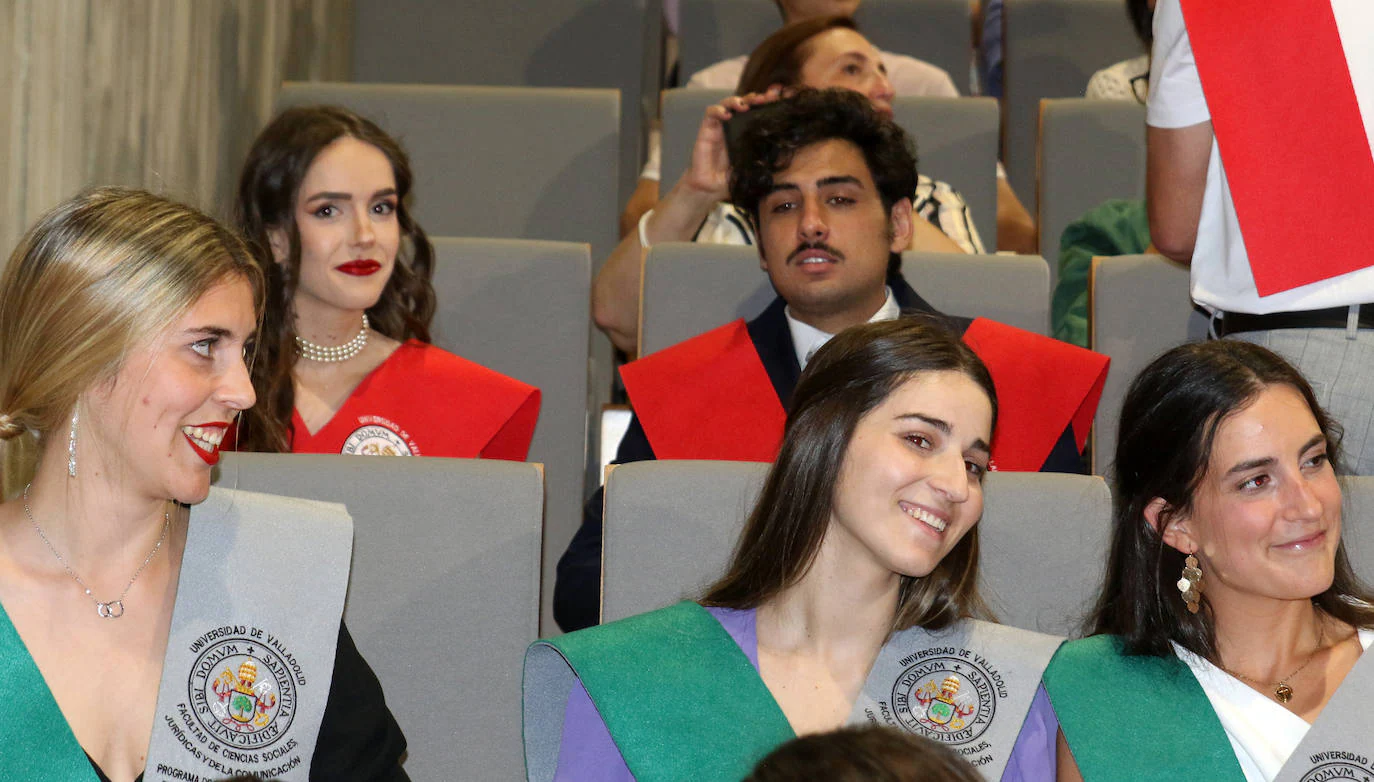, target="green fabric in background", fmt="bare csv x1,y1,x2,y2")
1052,199,1151,347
